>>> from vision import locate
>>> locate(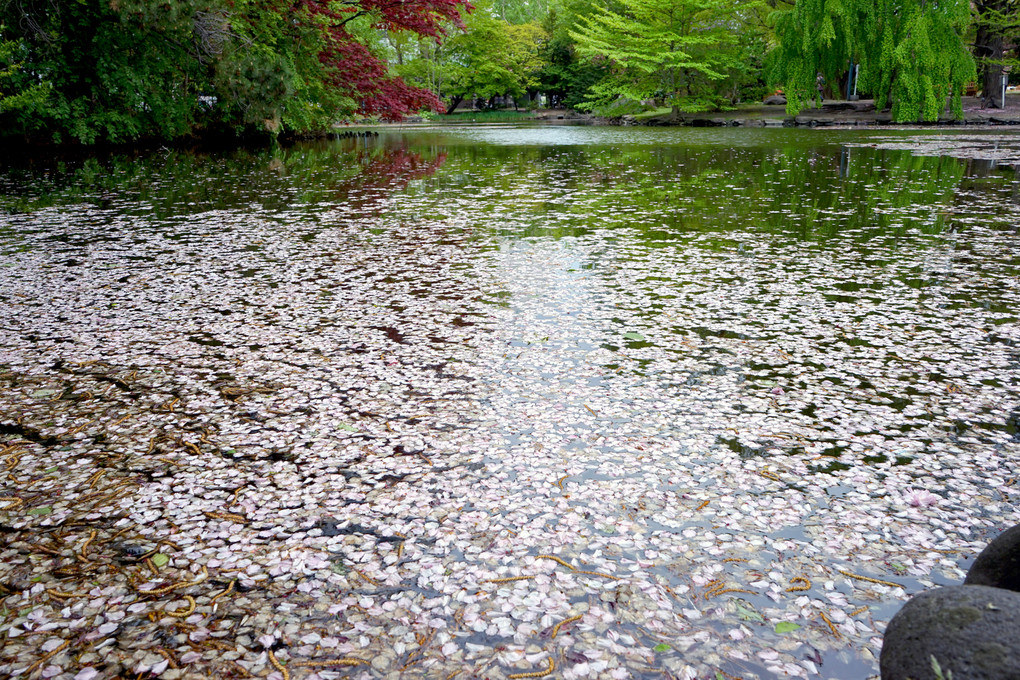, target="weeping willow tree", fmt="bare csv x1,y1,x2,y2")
769,0,975,122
